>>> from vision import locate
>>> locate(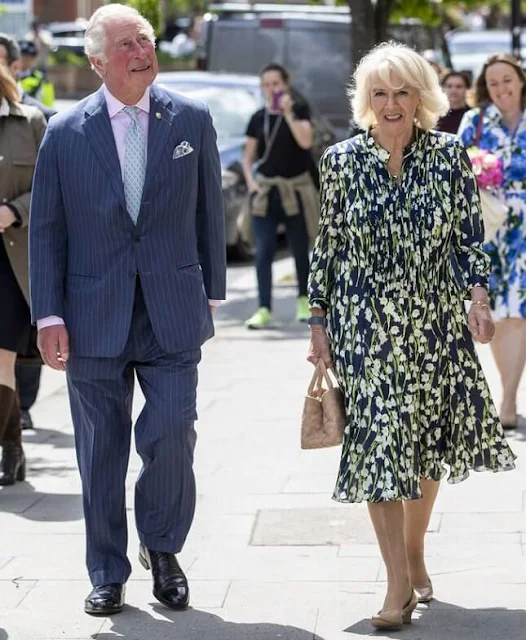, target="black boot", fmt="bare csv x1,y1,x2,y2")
0,384,15,440
0,442,26,486
0,390,25,486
